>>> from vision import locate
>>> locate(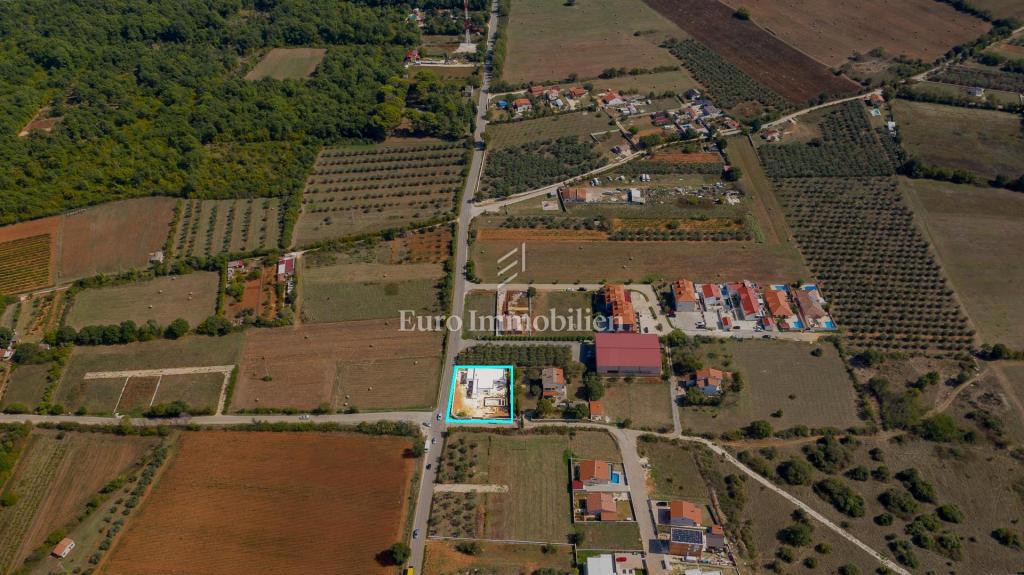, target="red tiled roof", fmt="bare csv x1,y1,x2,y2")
737,285,759,316
595,333,661,370
670,500,703,525
700,283,721,299
795,290,827,320
764,289,793,317
587,492,617,515
672,279,697,304
589,400,605,417
579,459,611,482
